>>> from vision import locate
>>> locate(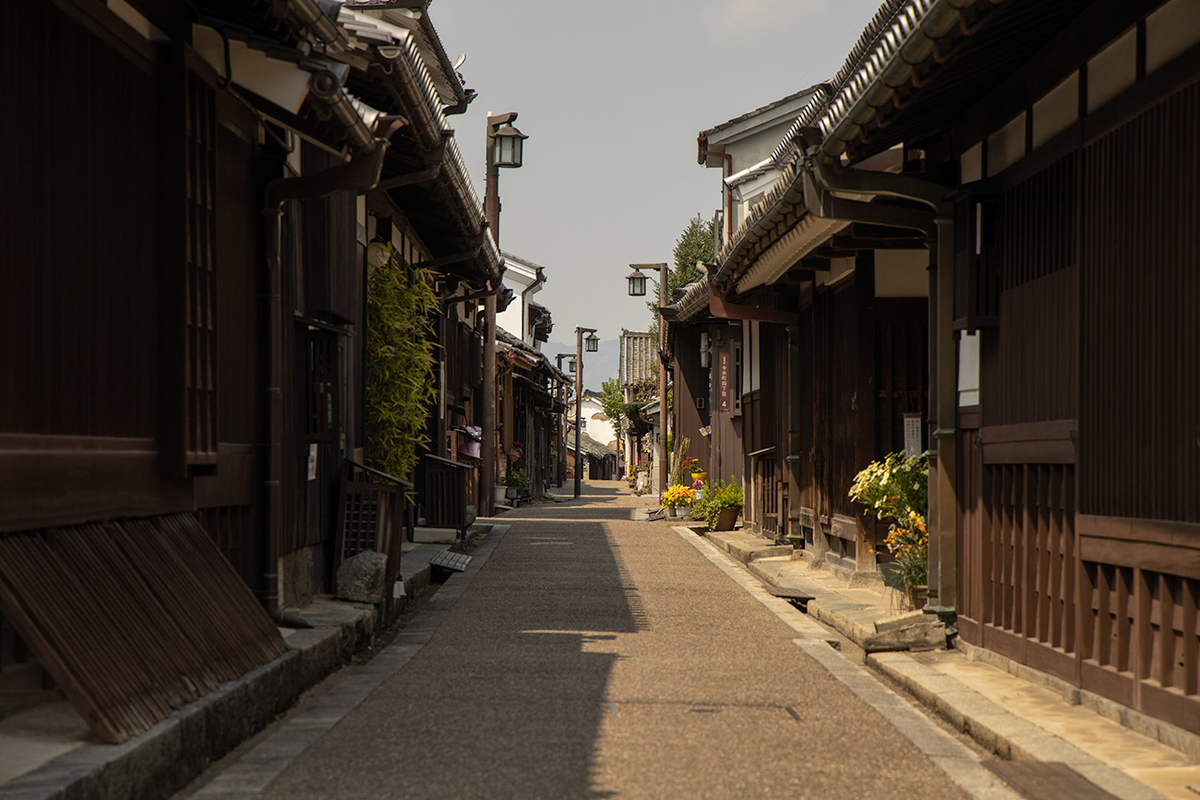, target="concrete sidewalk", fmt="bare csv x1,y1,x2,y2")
701,527,1200,799
0,538,461,800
